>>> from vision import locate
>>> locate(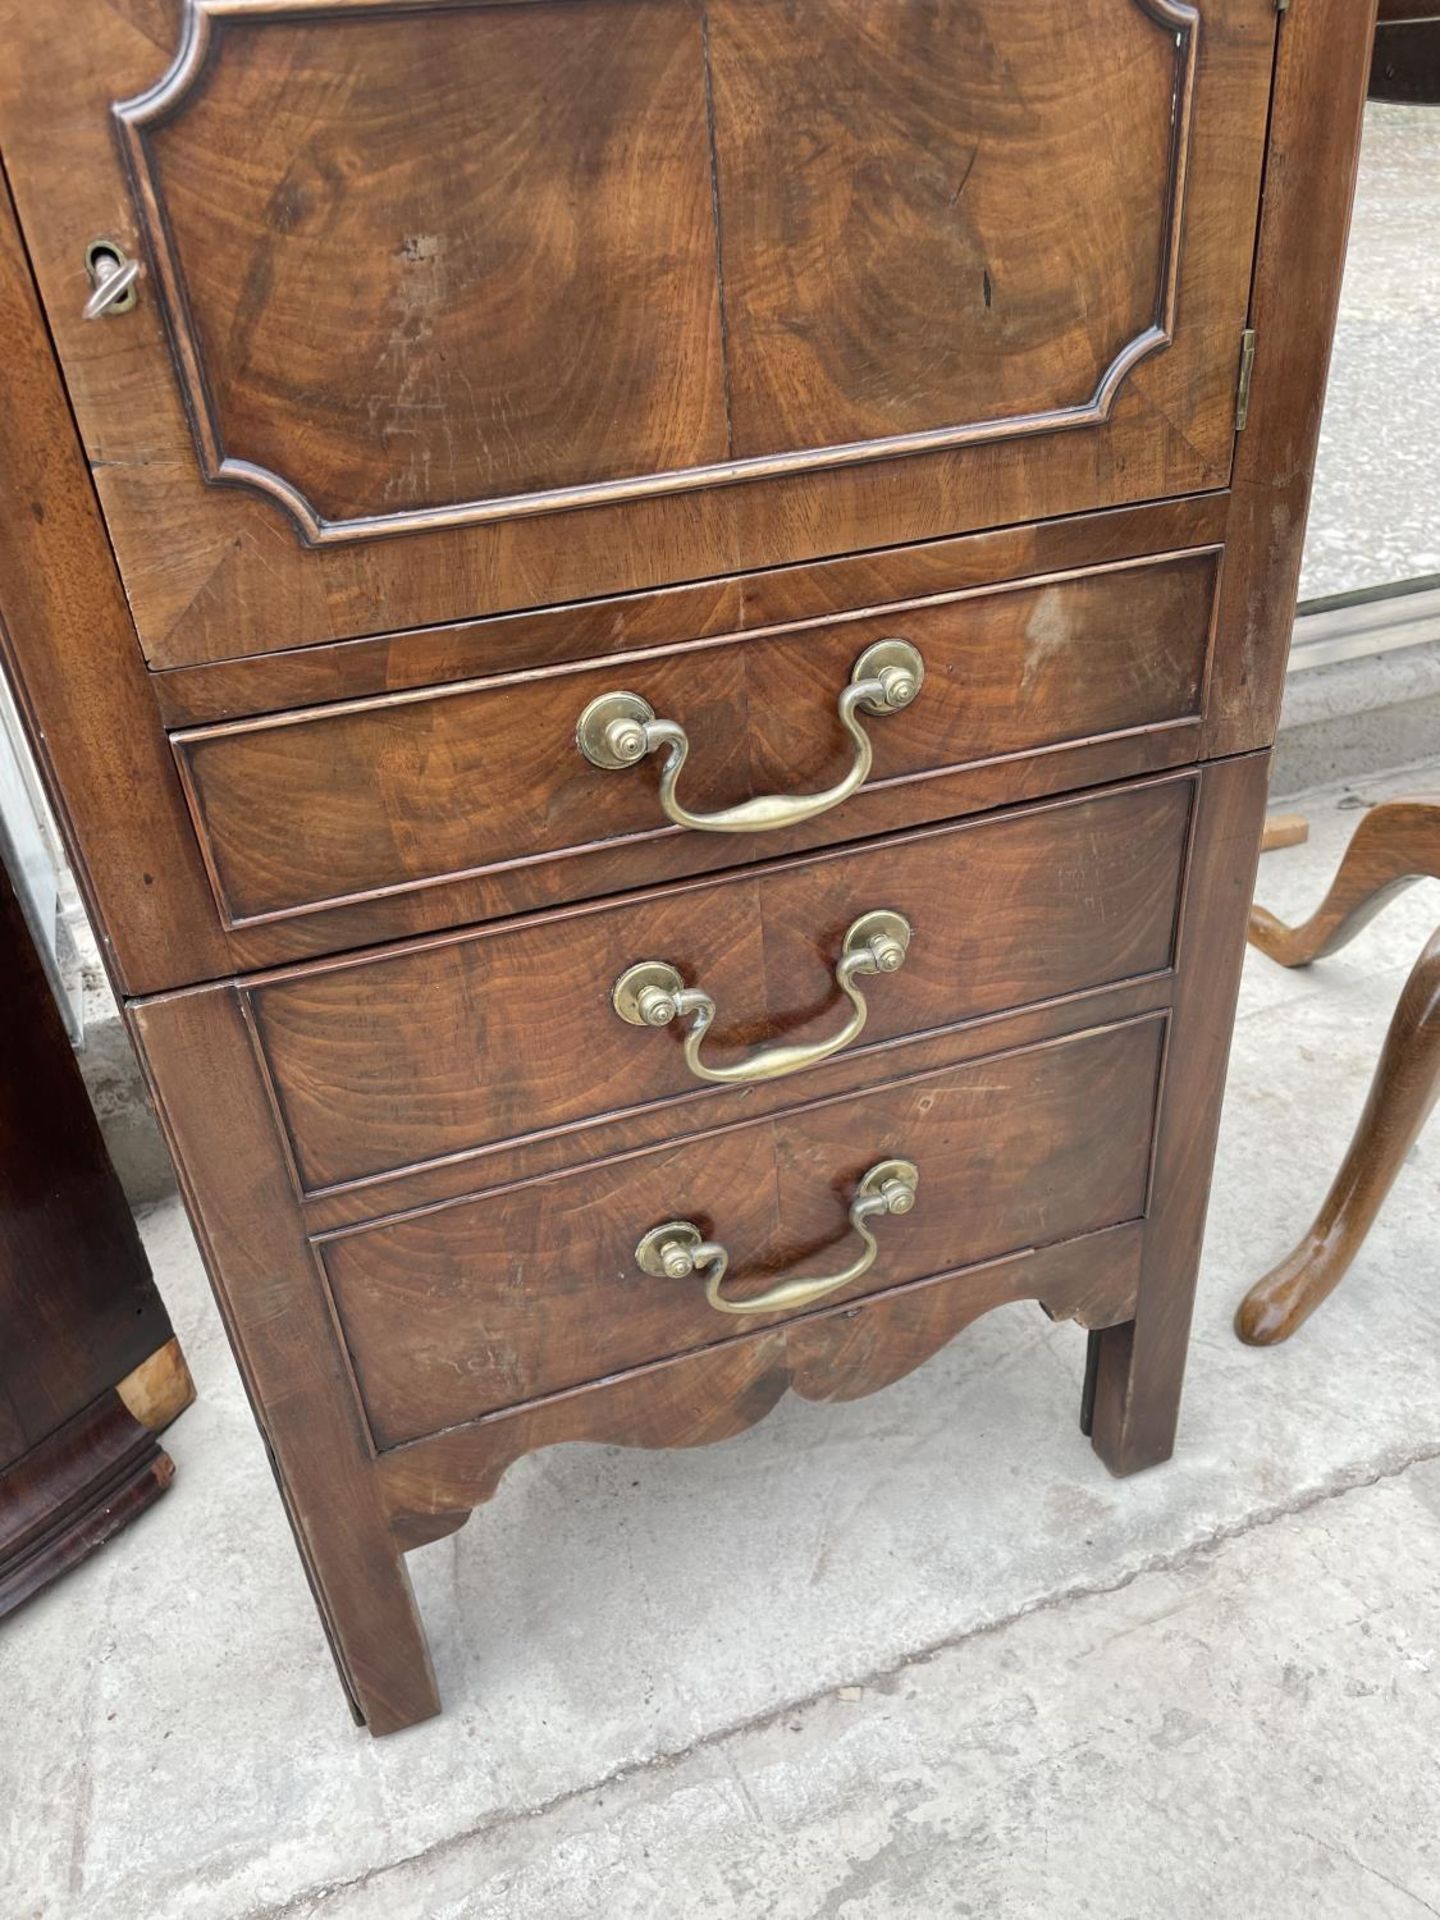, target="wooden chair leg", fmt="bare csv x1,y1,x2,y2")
1248,796,1440,967
1236,928,1440,1345
1260,812,1310,854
